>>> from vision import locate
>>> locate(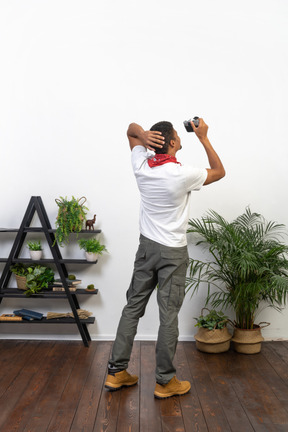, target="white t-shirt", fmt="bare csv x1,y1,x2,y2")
131,146,207,247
